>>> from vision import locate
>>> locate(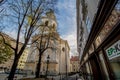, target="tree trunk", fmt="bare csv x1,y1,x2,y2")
8,57,19,80
35,53,42,78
